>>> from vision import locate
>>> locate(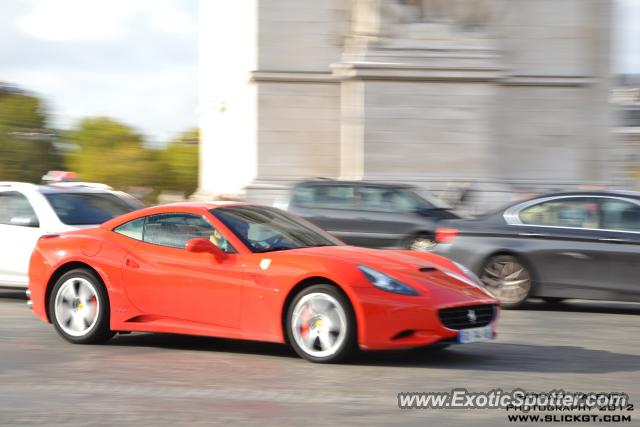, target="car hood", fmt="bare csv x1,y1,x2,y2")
288,245,495,302
293,245,439,269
